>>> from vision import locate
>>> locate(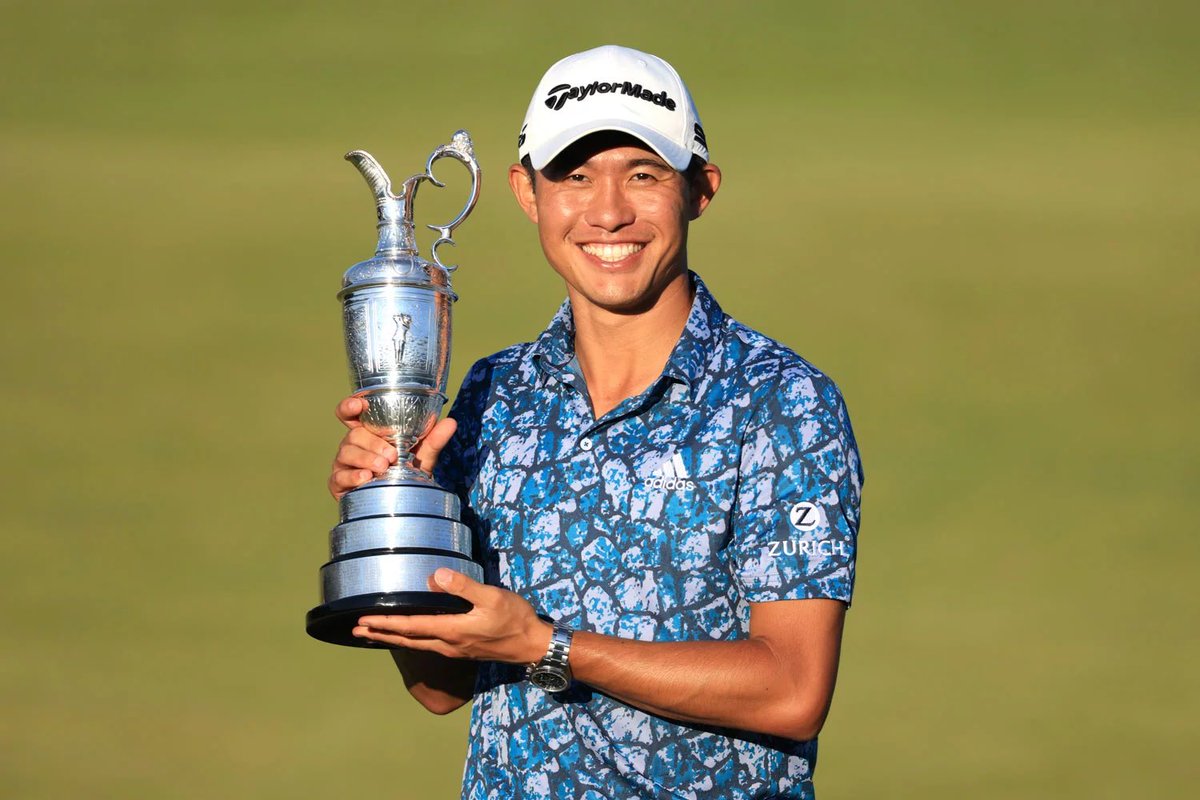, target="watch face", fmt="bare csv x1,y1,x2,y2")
529,666,569,693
